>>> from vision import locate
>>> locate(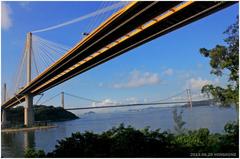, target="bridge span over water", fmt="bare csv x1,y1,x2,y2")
1,1,236,126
